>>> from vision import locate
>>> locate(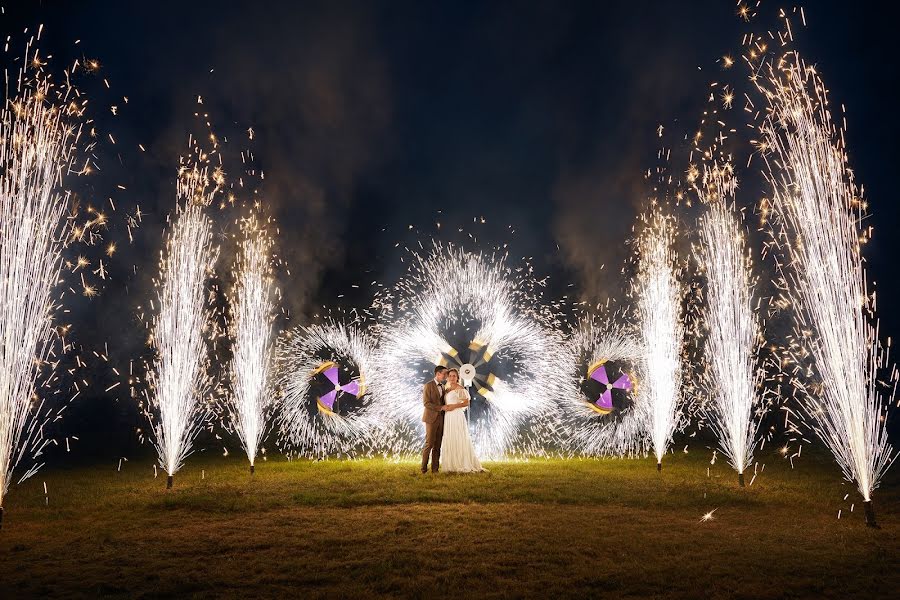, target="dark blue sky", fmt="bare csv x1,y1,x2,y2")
4,1,899,385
